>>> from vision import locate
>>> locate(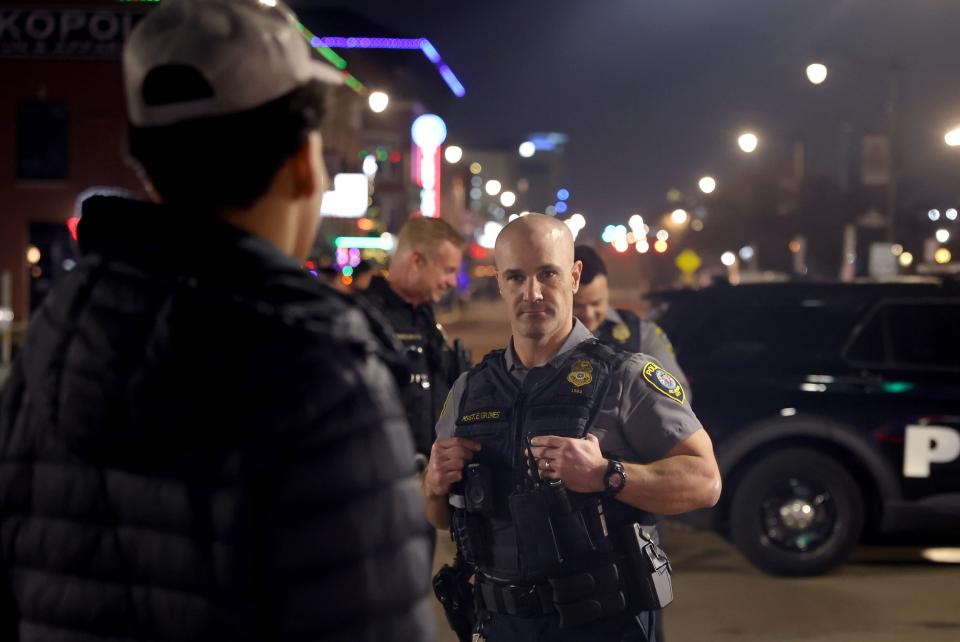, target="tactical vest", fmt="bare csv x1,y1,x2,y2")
596,308,643,353
451,339,654,583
